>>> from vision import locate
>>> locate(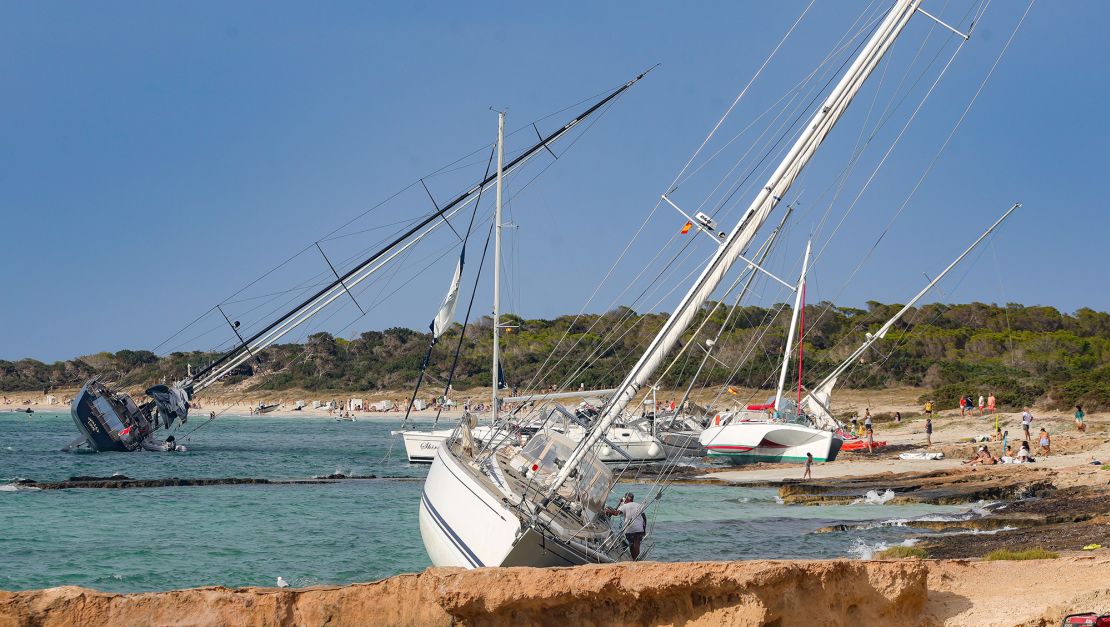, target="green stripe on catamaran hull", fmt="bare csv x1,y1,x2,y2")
707,452,829,464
